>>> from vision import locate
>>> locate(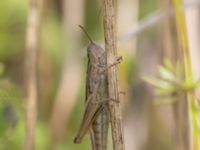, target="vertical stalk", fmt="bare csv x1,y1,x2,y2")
103,0,125,150
25,0,39,149
171,0,200,149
